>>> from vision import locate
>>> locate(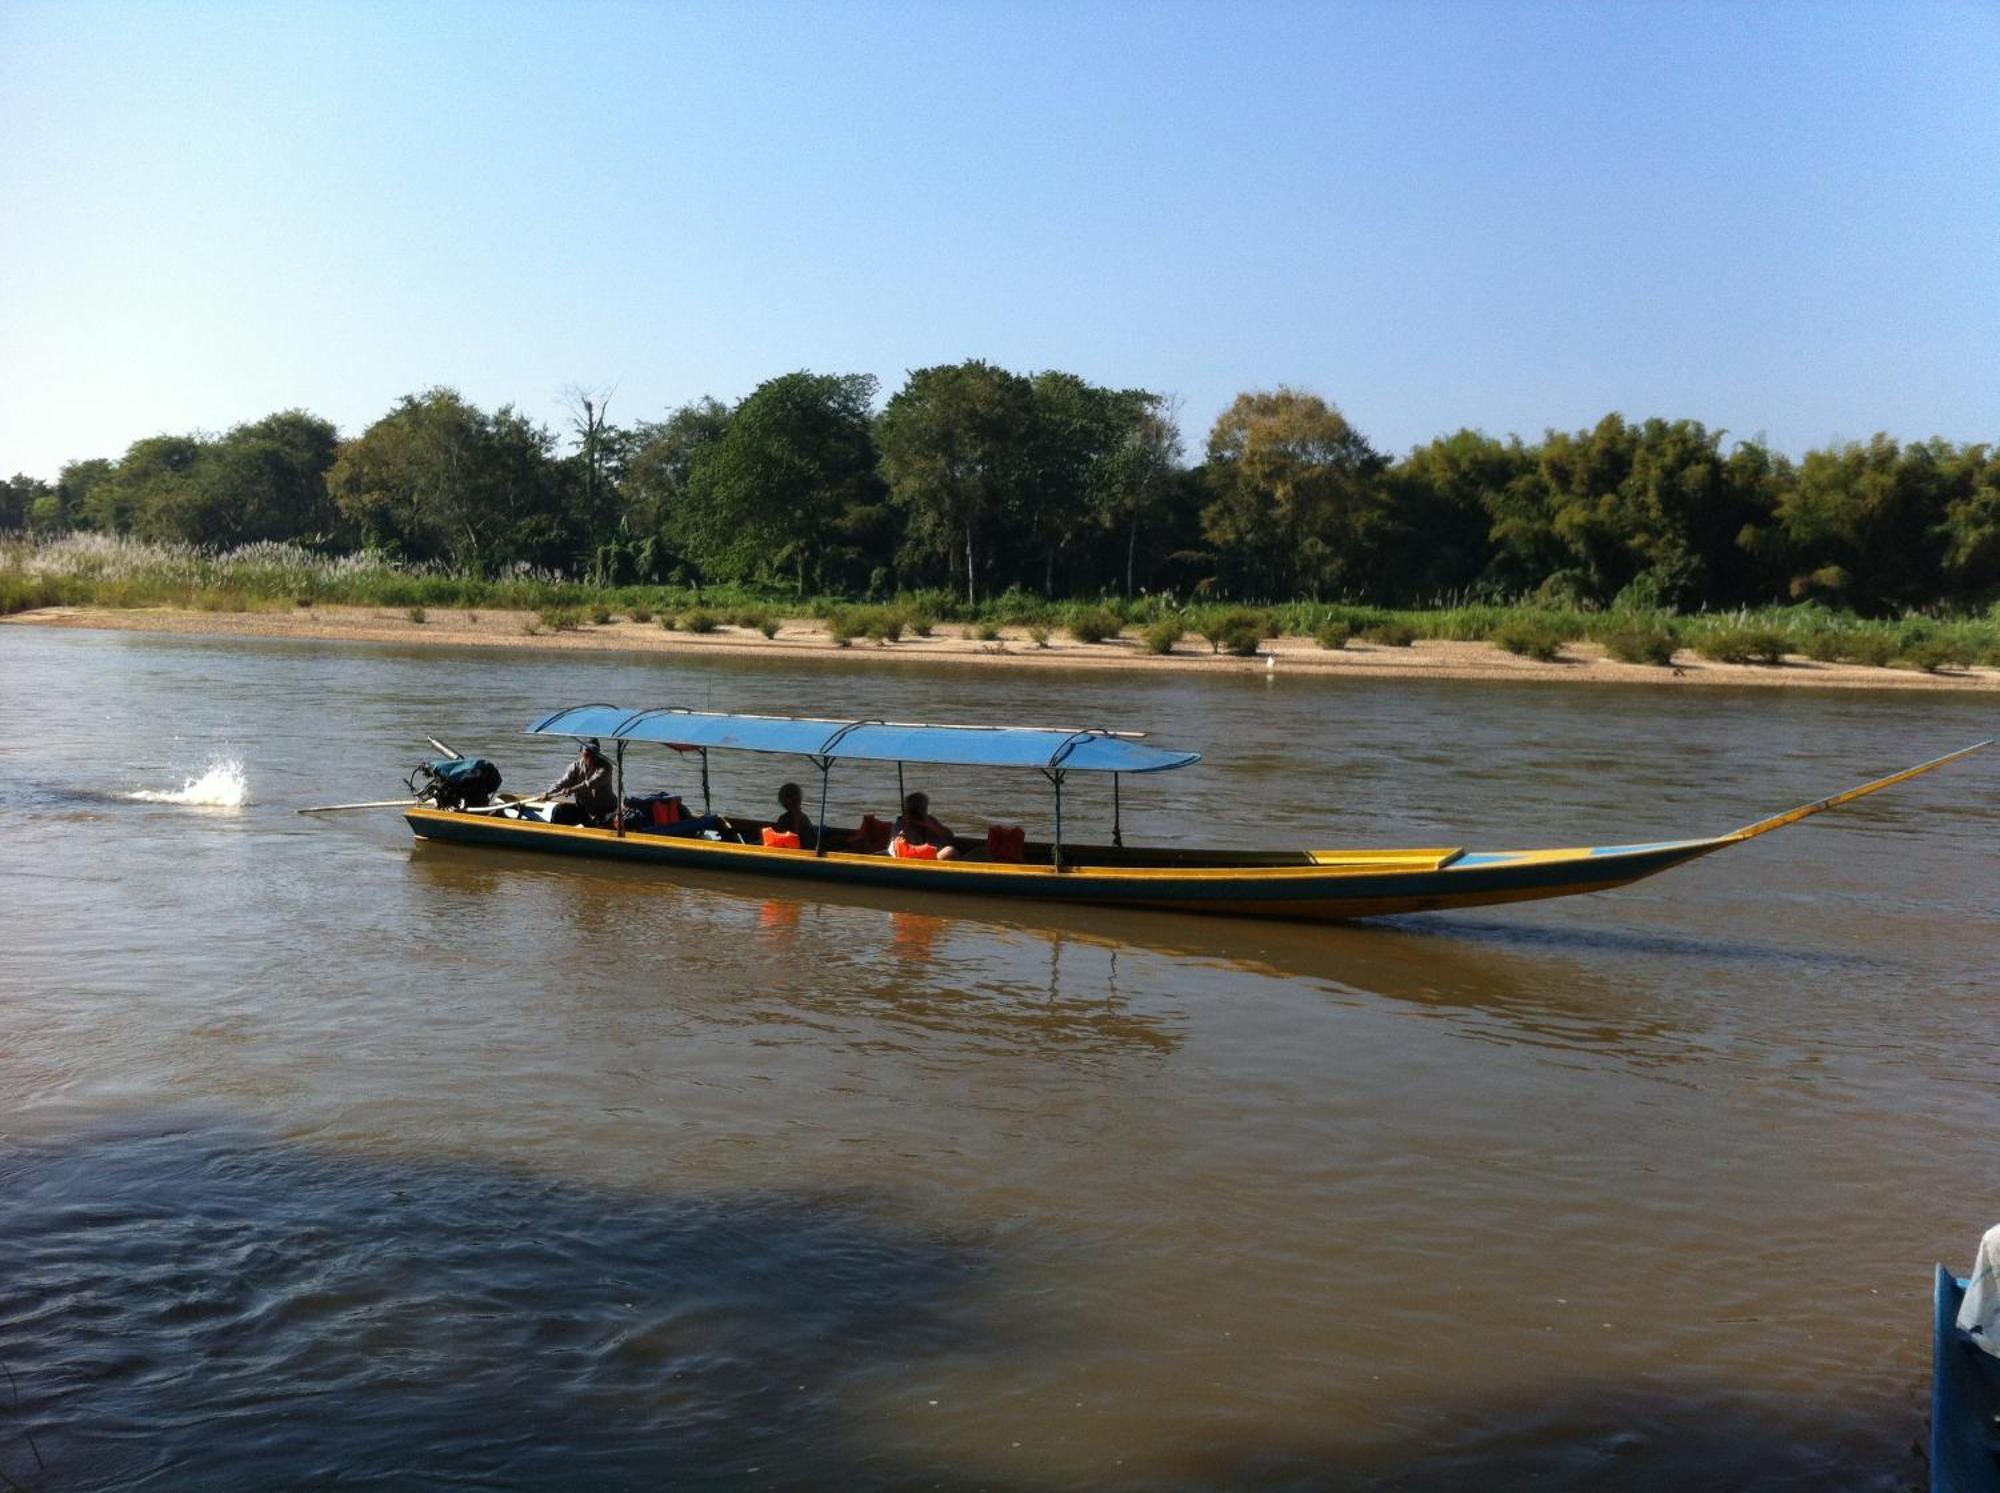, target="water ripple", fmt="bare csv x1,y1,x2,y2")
0,1122,1001,1491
